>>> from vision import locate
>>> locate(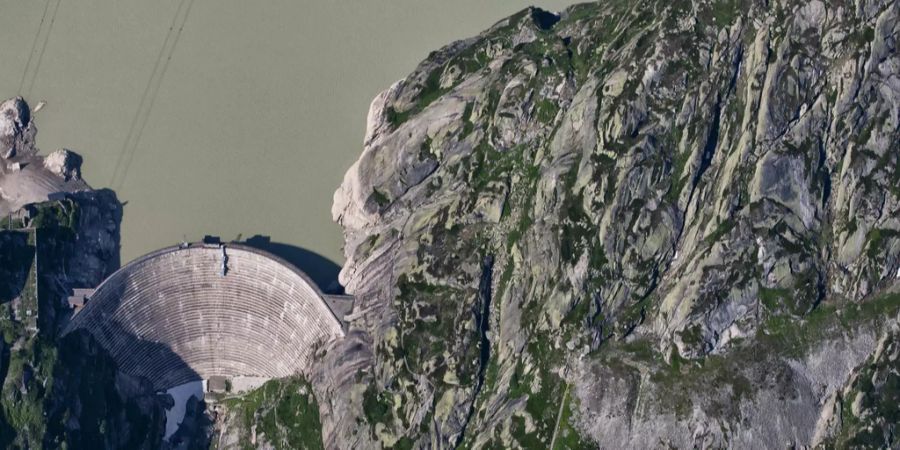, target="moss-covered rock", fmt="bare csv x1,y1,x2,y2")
329,0,900,447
